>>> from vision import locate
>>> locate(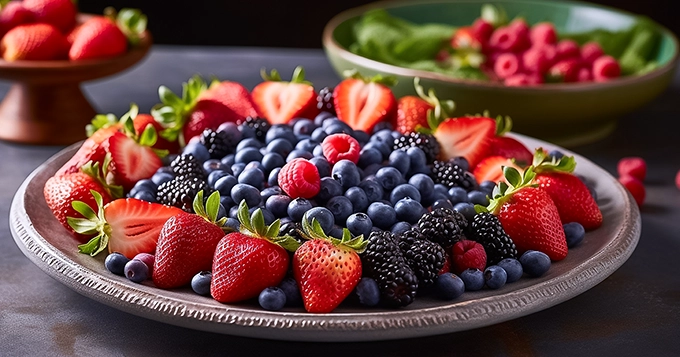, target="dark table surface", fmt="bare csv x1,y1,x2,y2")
1,46,679,356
